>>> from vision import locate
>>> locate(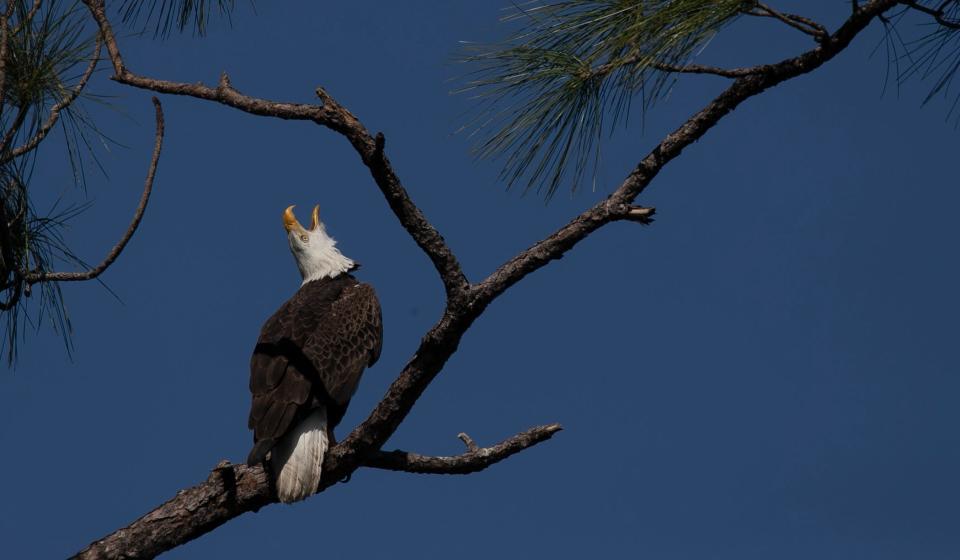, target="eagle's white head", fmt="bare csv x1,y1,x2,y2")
283,204,355,285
